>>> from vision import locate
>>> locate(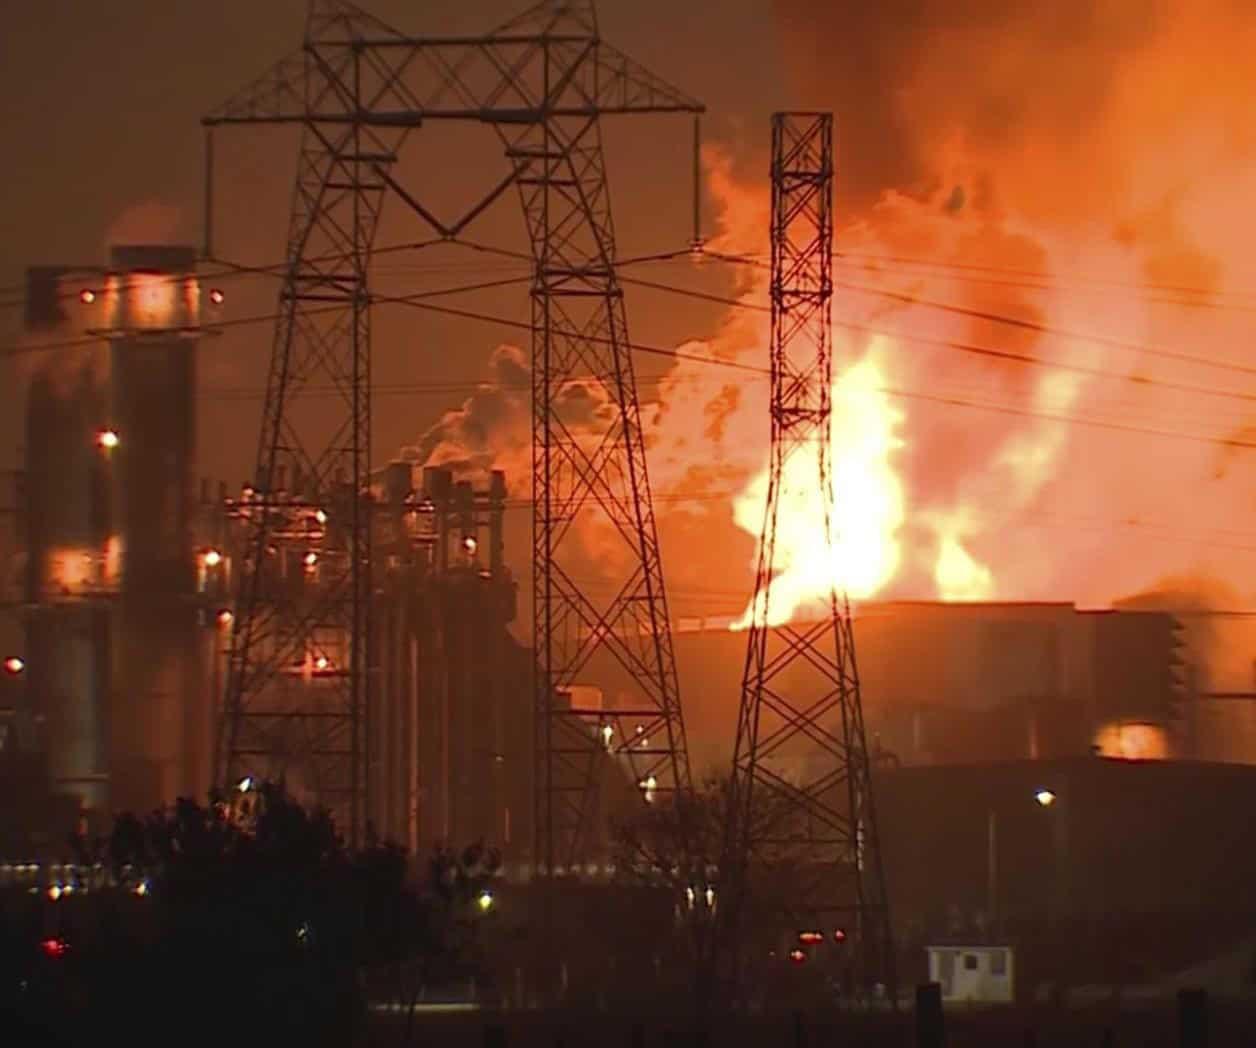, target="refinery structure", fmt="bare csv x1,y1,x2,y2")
1,0,1255,998
3,248,1255,866
2,250,529,855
